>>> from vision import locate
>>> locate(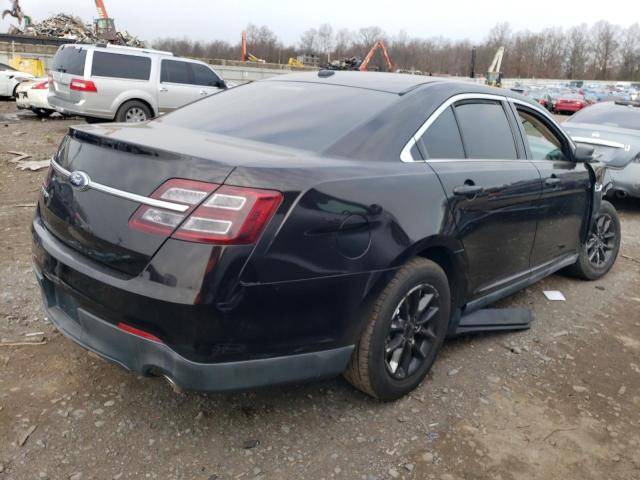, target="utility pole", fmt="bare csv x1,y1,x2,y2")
470,47,476,79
